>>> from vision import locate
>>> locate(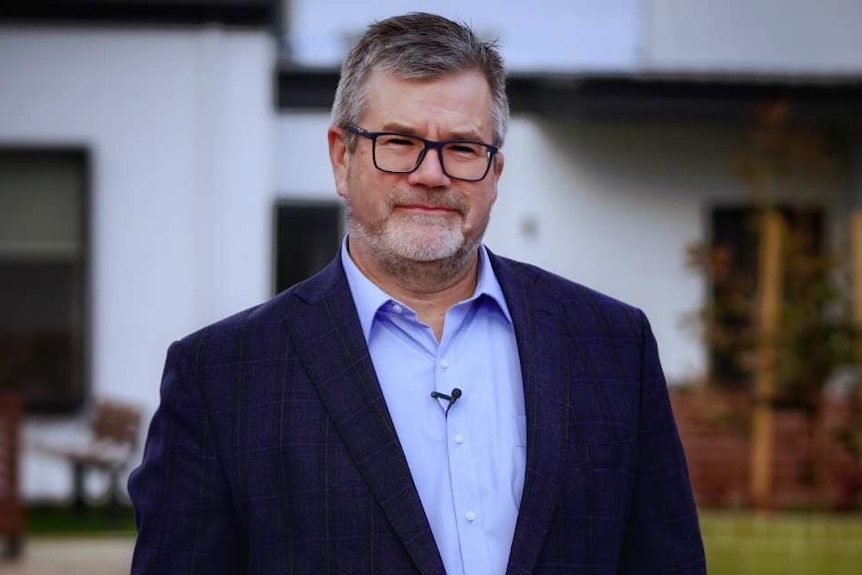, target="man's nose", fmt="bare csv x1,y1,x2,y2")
407,147,451,187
